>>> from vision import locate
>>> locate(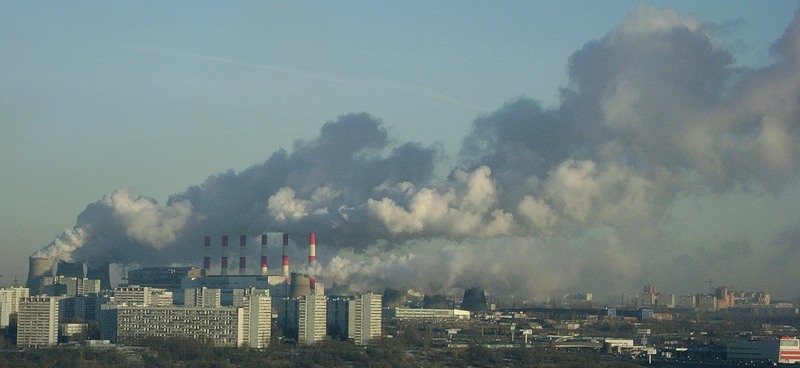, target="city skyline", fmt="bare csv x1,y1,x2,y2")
2,2,800,301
